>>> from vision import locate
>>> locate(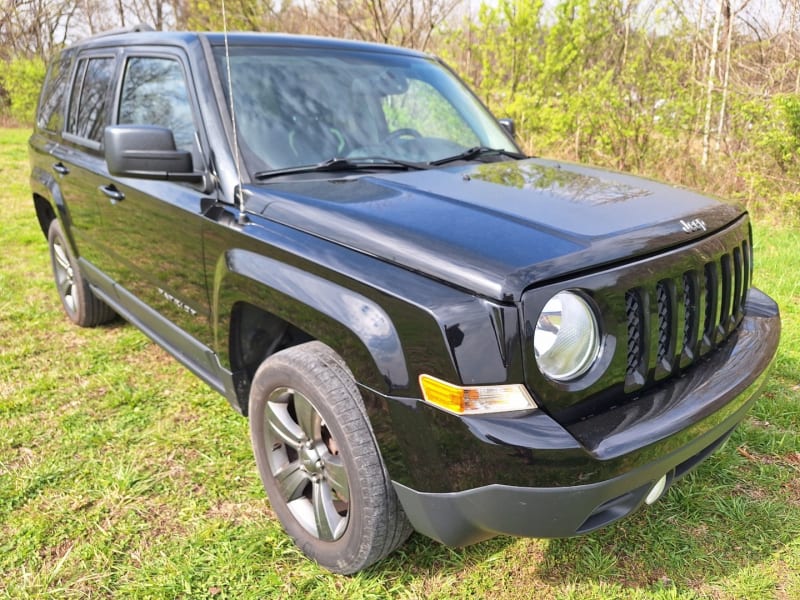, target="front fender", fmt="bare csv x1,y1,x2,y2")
213,248,409,392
